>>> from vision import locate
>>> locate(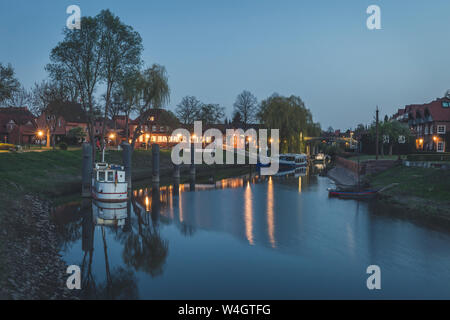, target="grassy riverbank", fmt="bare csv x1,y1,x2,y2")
0,148,250,198
365,165,450,220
